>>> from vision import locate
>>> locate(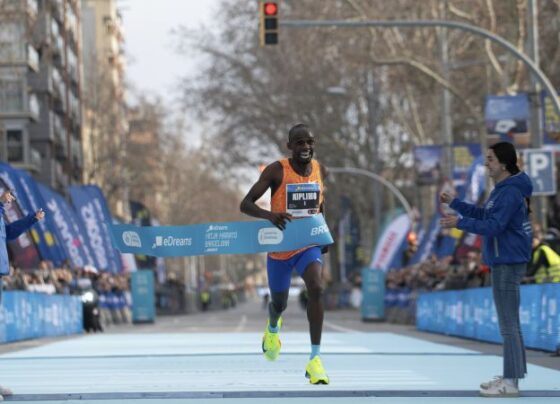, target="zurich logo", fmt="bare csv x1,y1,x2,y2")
258,227,283,245
122,231,142,247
